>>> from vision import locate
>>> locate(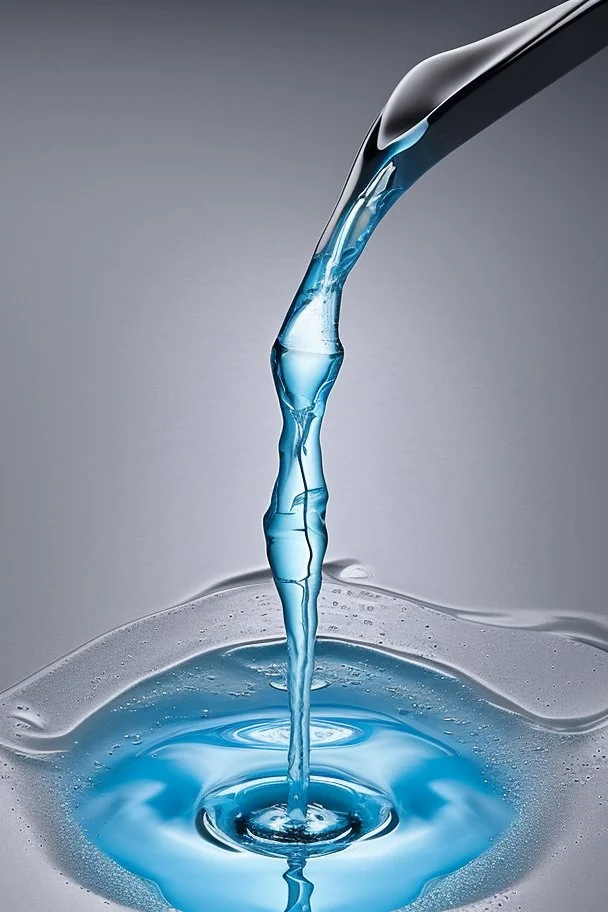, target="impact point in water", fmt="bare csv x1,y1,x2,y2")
199,773,396,856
